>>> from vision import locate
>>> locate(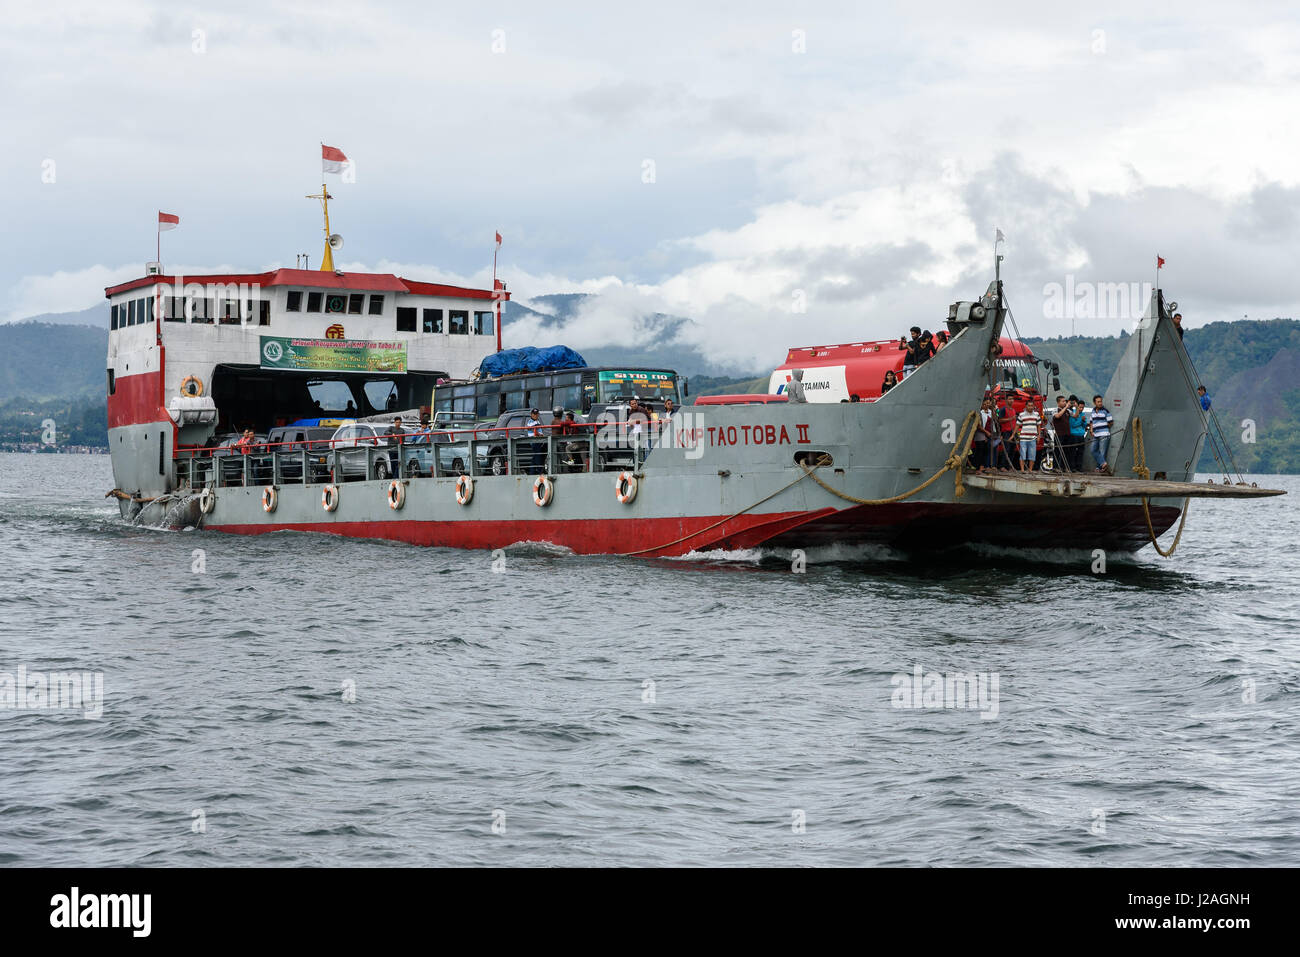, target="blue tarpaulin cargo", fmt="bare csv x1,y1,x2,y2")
478,346,587,378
